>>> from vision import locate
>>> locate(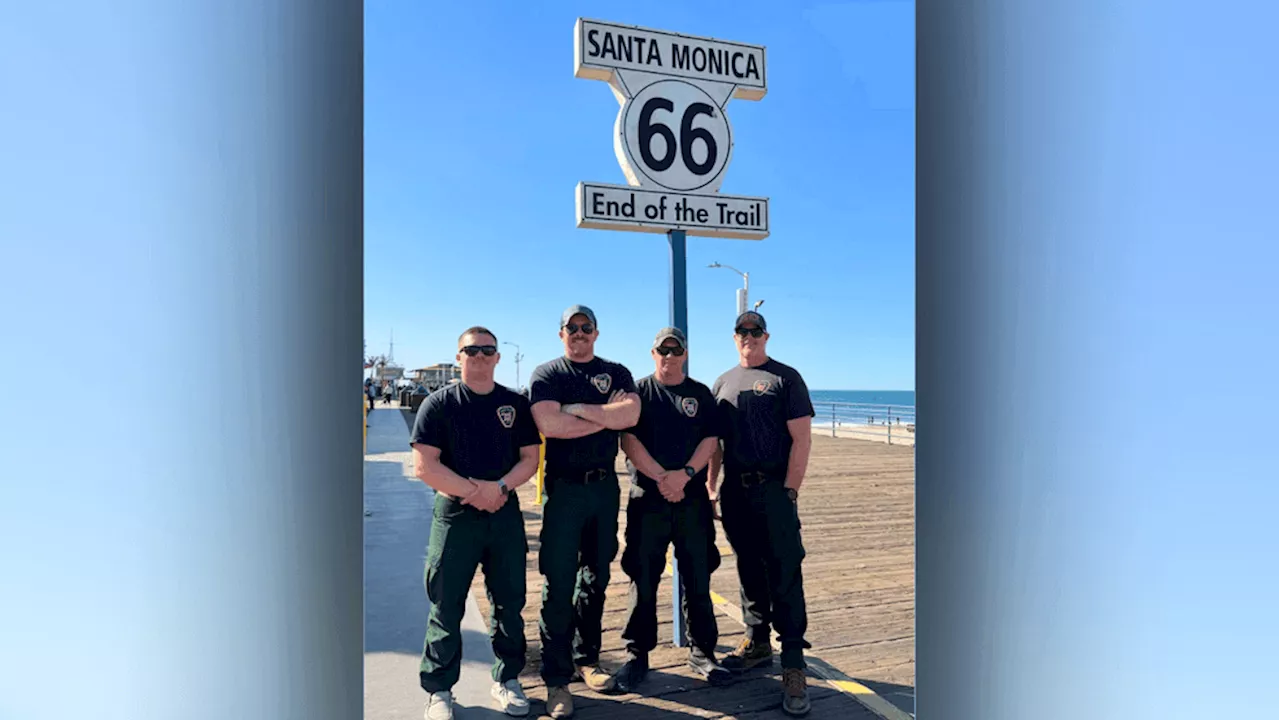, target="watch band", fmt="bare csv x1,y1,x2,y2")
497,478,509,493
684,465,696,478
